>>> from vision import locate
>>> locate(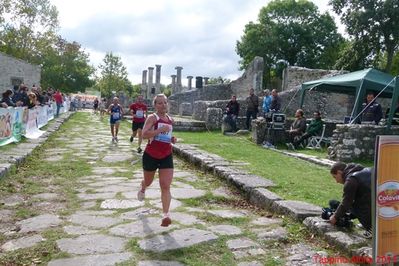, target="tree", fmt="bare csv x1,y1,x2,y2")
0,0,59,62
96,52,131,98
330,0,399,72
41,37,95,92
236,0,344,86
